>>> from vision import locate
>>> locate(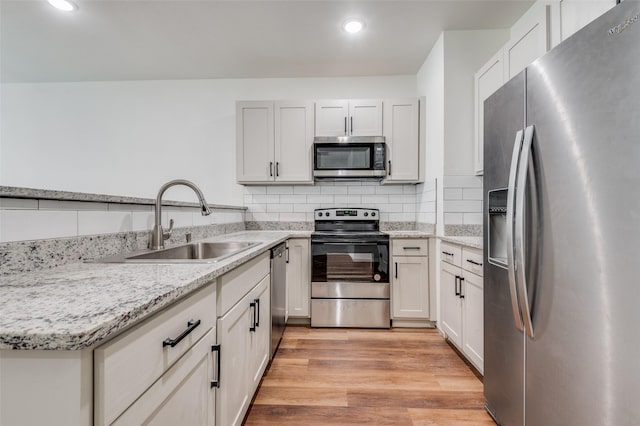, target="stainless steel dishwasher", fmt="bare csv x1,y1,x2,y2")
270,243,286,359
